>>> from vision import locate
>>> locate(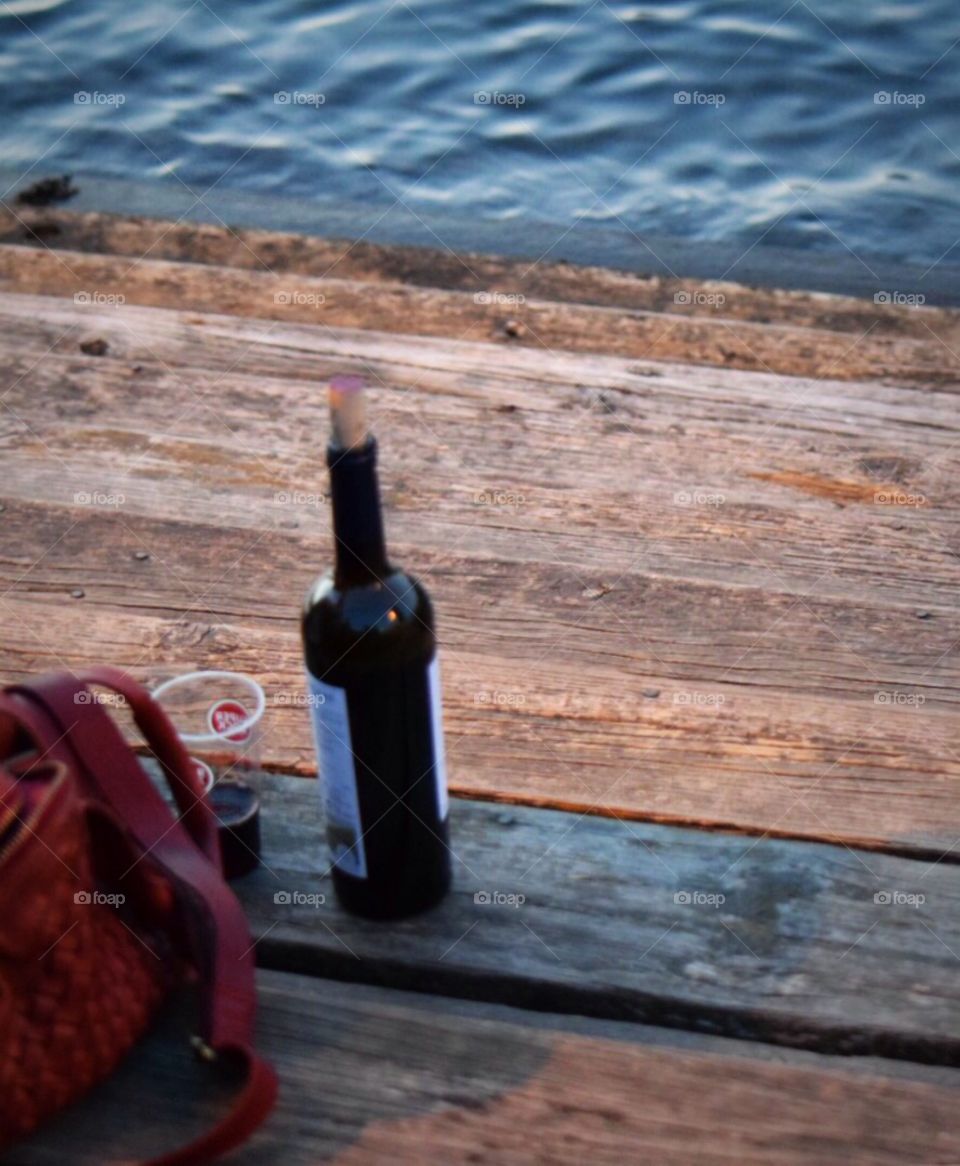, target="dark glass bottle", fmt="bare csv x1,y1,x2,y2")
301,376,451,919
